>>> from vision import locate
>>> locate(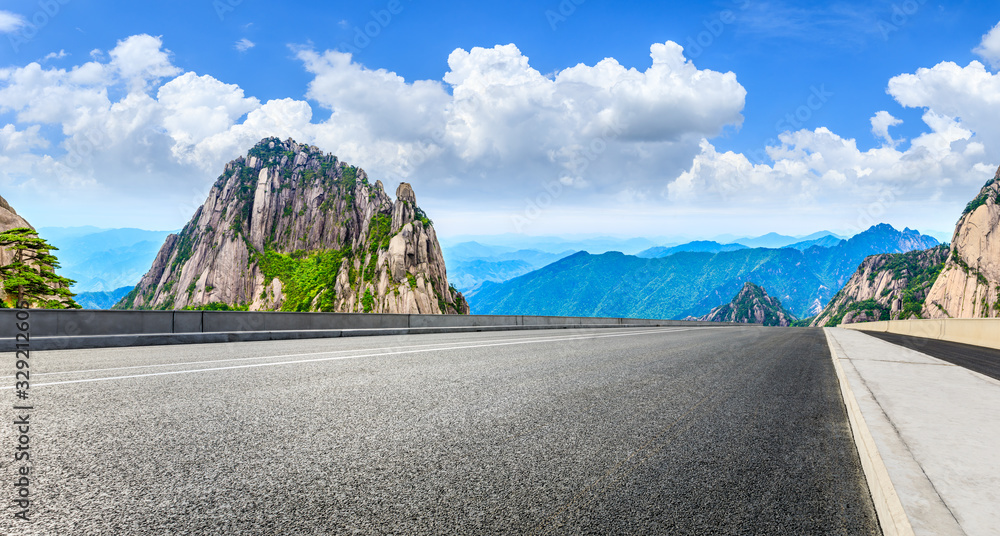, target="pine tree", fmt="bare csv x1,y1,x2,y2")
0,227,80,309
